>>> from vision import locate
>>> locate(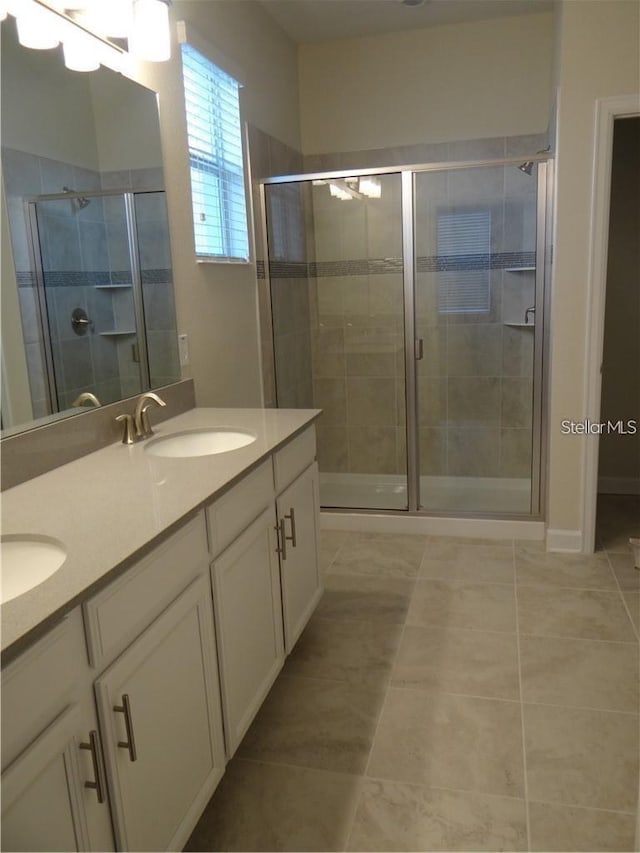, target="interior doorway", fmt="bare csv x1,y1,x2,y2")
595,117,640,552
